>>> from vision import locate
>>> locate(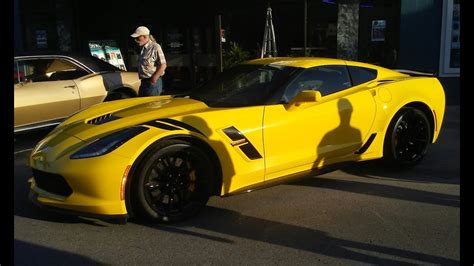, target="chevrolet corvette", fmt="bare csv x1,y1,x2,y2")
28,57,445,223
